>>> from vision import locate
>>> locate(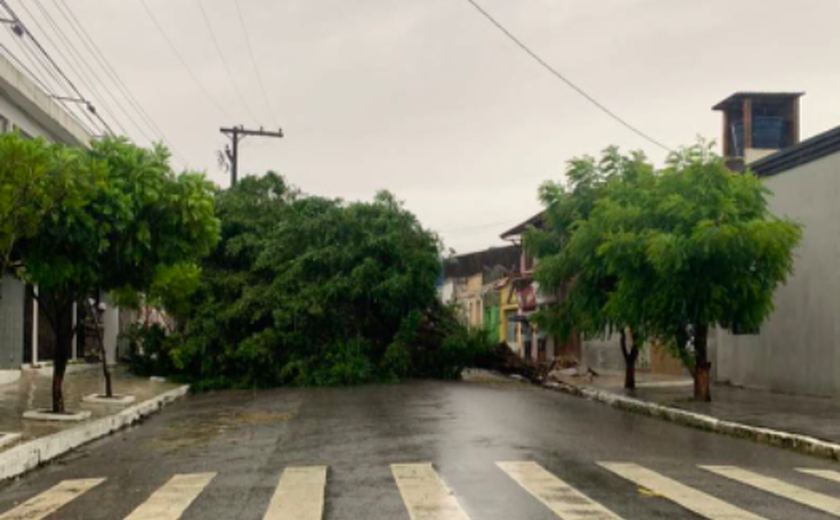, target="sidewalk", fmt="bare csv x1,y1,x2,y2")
0,364,179,451
551,368,840,446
